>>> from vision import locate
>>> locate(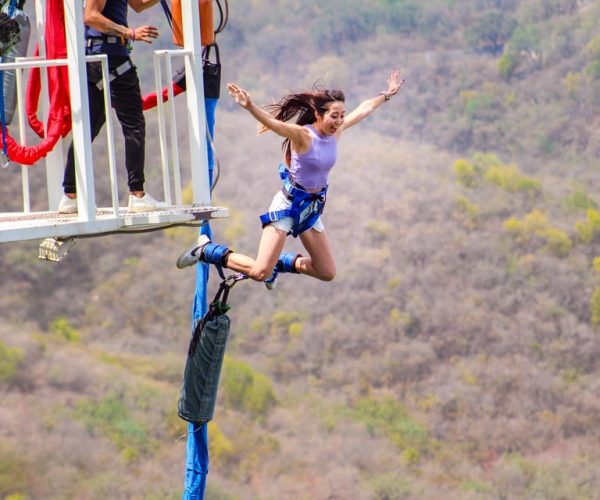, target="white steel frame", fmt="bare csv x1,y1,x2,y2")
0,0,224,244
